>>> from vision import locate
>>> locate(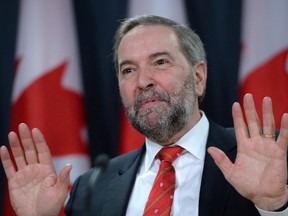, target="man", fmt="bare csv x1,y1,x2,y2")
1,15,287,216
